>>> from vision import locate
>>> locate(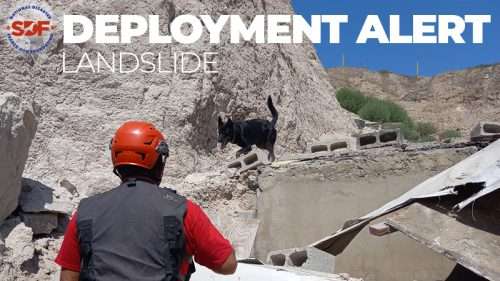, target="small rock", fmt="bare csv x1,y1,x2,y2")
1,218,34,266
59,179,78,196
20,213,58,235
33,238,50,253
